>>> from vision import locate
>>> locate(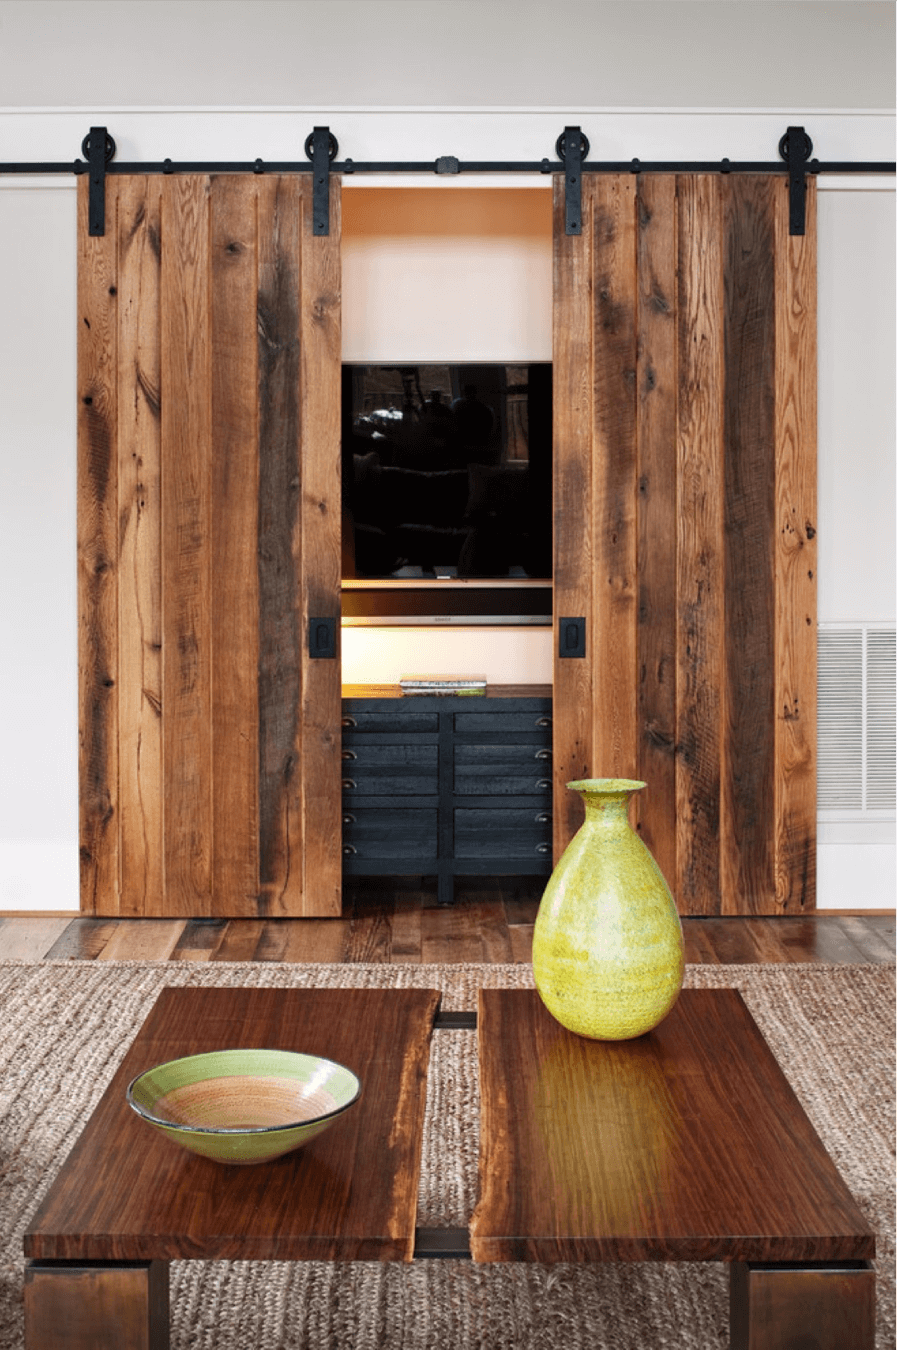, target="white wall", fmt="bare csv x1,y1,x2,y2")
0,0,893,912
0,1,892,109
